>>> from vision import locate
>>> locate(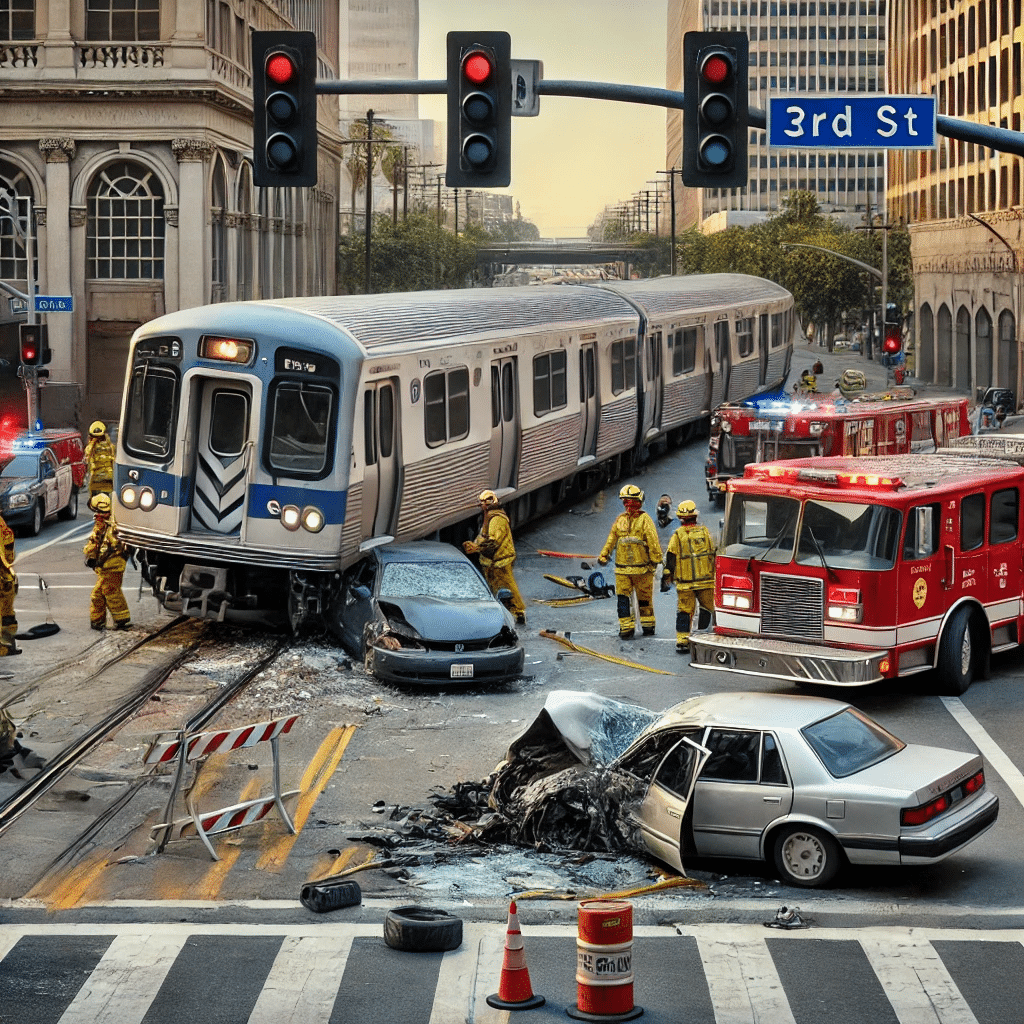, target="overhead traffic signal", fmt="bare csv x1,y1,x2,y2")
19,323,50,366
446,31,511,188
252,31,317,188
682,31,748,189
